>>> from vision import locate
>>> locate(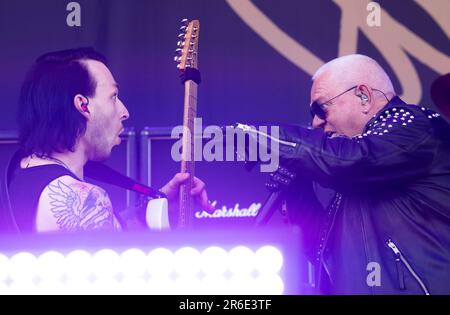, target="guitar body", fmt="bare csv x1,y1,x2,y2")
146,198,170,231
